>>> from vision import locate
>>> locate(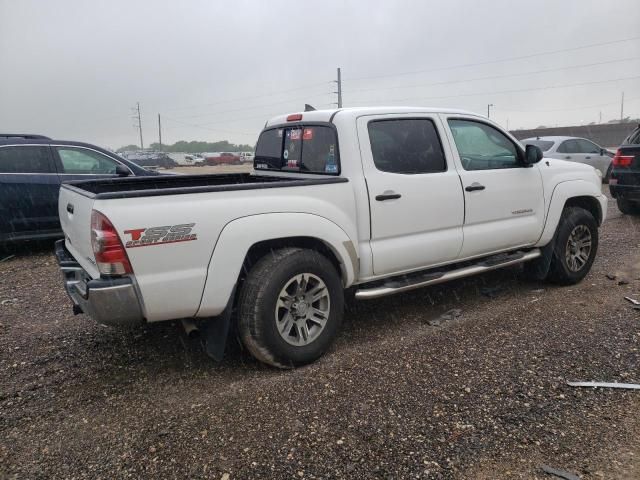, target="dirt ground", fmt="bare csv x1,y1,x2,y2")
1,192,639,479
